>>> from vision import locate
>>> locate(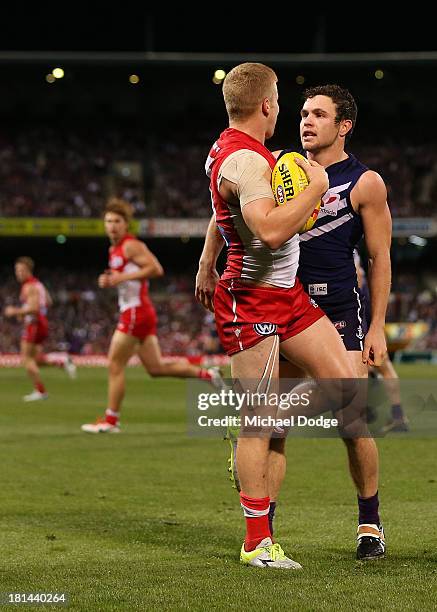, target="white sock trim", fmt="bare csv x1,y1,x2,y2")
105,409,120,418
